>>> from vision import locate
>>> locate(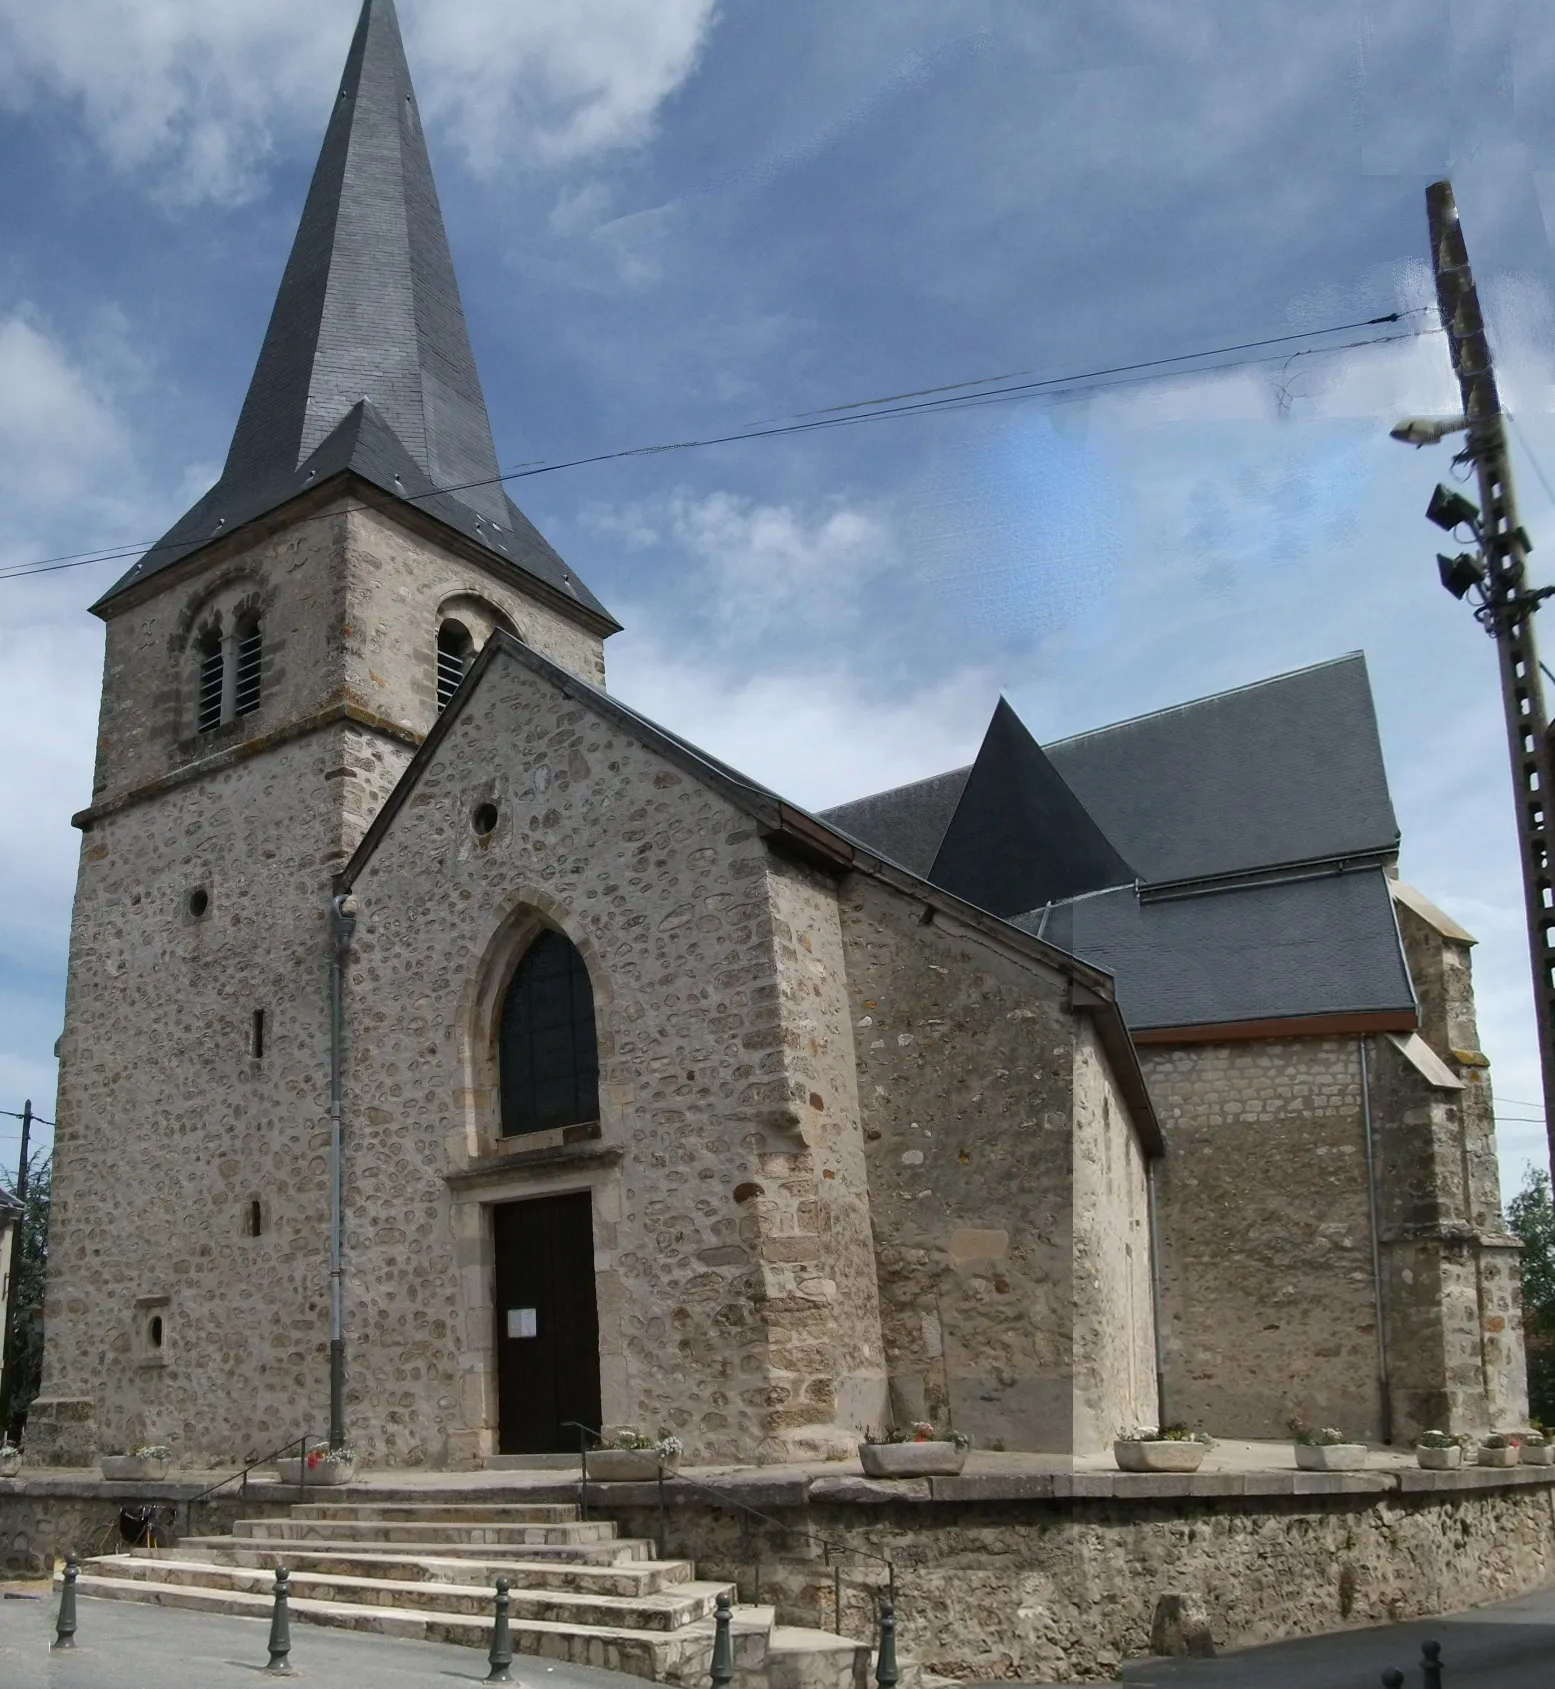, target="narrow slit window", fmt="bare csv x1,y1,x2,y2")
197,635,224,733
437,620,475,713
252,1009,266,1059
248,1199,263,1238
234,620,262,716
